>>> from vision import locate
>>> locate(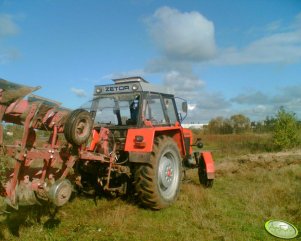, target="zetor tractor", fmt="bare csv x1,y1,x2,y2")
0,77,214,211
